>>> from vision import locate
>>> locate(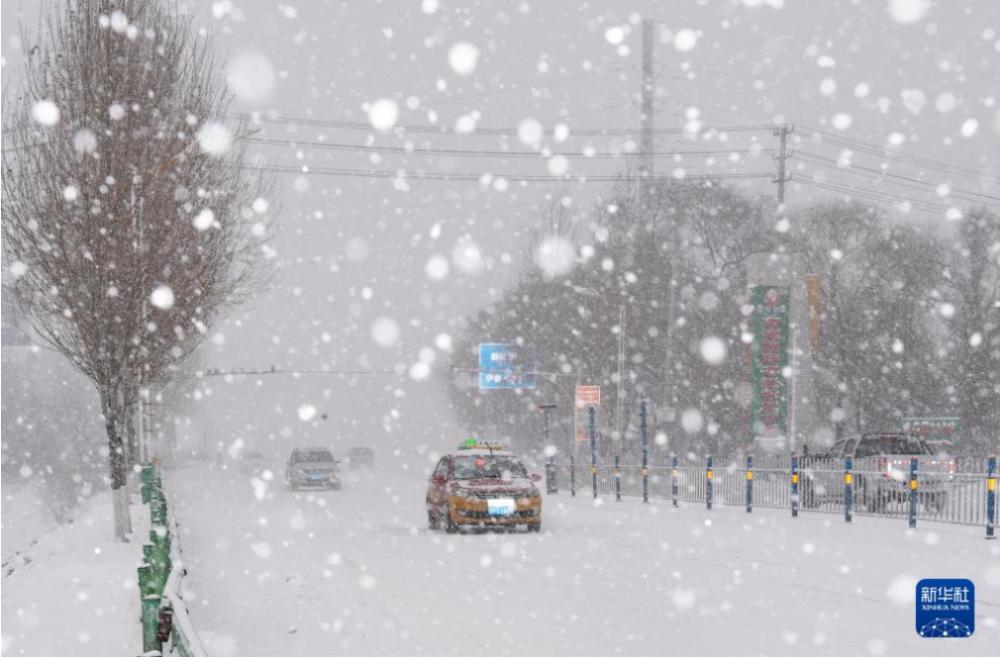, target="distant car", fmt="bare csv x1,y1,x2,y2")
285,447,341,490
426,441,542,533
802,432,954,512
347,447,375,469
239,451,267,476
